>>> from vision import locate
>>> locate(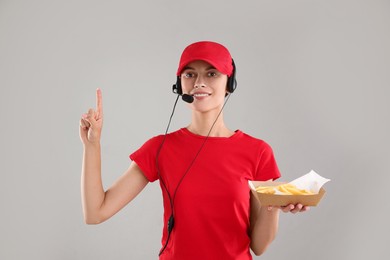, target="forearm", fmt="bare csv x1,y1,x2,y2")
81,143,105,224
250,201,280,256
